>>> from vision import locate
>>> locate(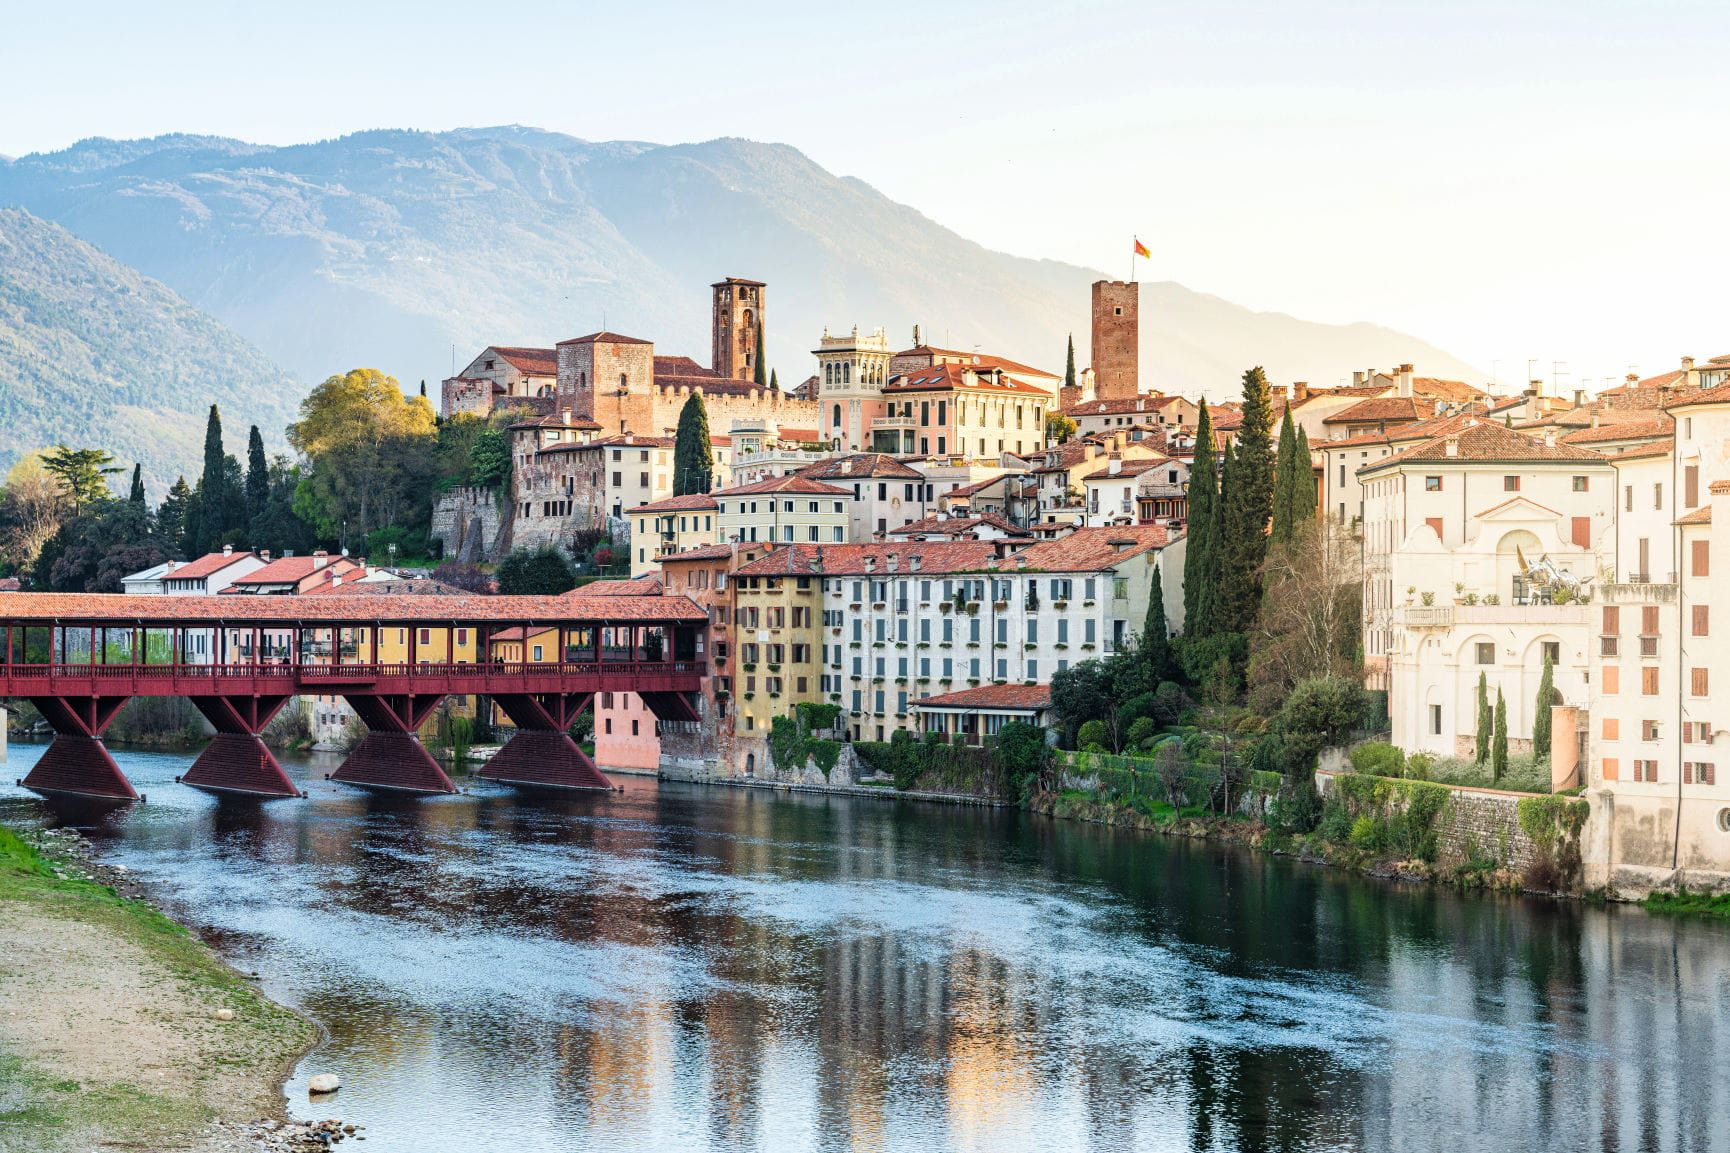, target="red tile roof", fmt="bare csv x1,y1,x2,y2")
653,355,712,376
0,592,707,623
713,475,852,498
1560,417,1674,445
942,473,1010,499
508,413,603,431
1062,395,1183,418
885,363,1054,398
1081,456,1175,482
1602,440,1674,461
797,454,924,480
890,513,1030,538
555,331,653,346
1677,506,1713,526
162,551,261,581
1322,397,1439,425
733,542,998,577
1316,409,1488,451
1360,421,1609,474
490,346,559,376
229,554,360,587
995,525,1171,572
914,683,1051,710
631,493,720,514
657,543,744,563
566,576,664,596
894,345,1060,381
